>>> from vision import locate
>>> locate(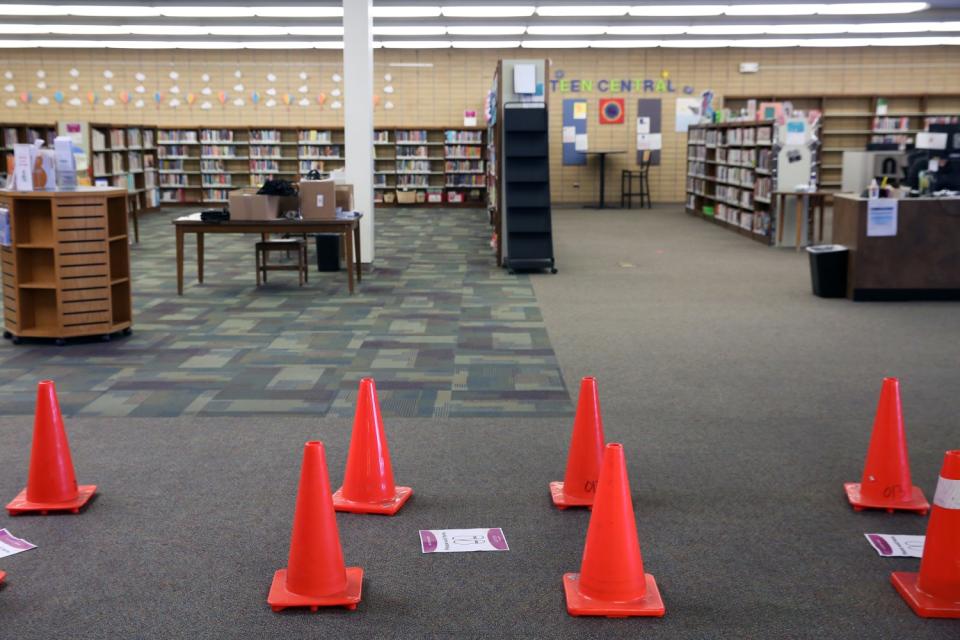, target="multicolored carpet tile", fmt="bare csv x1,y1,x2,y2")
0,207,572,418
